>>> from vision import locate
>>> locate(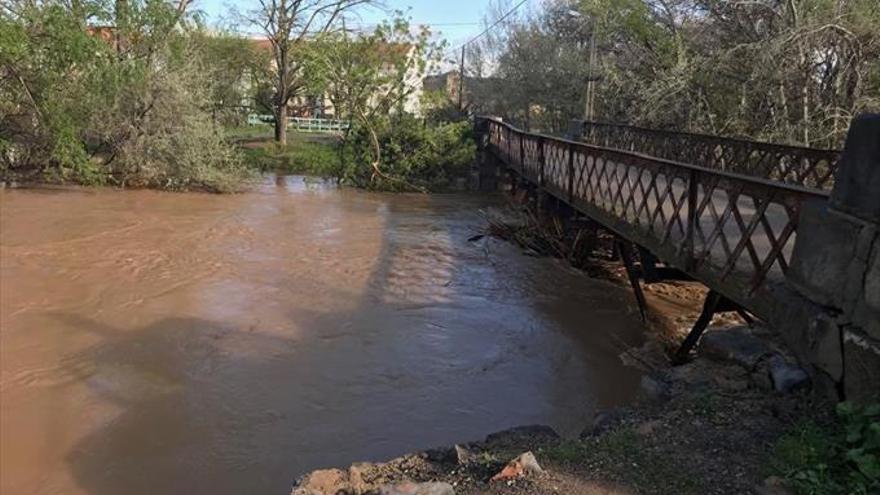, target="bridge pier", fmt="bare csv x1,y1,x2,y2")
784,115,880,402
